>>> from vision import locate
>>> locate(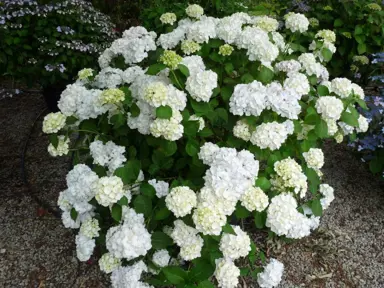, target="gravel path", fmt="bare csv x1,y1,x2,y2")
0,92,383,287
